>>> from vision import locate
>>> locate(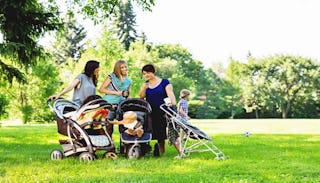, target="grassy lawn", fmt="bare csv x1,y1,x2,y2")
0,120,320,182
